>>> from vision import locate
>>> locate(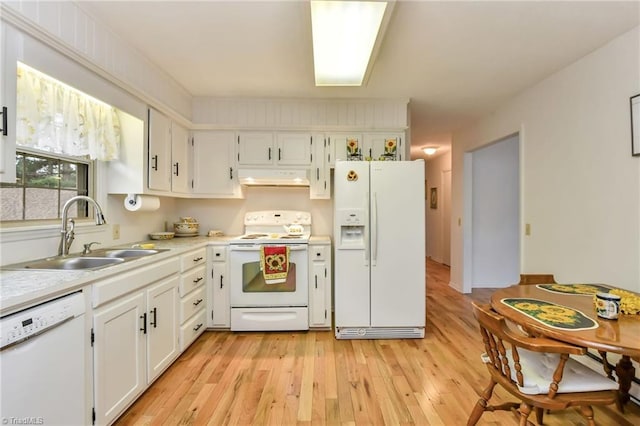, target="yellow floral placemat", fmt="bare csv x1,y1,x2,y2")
536,283,611,295
501,298,598,331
